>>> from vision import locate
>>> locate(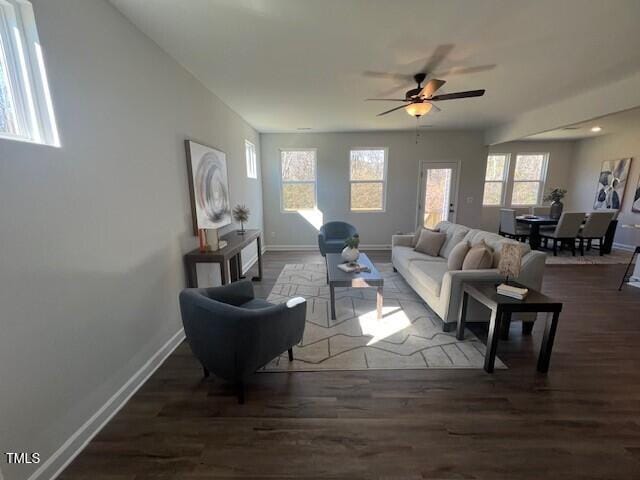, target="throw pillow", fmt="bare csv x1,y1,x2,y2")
447,241,470,270
462,240,494,270
411,227,439,247
414,229,447,257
